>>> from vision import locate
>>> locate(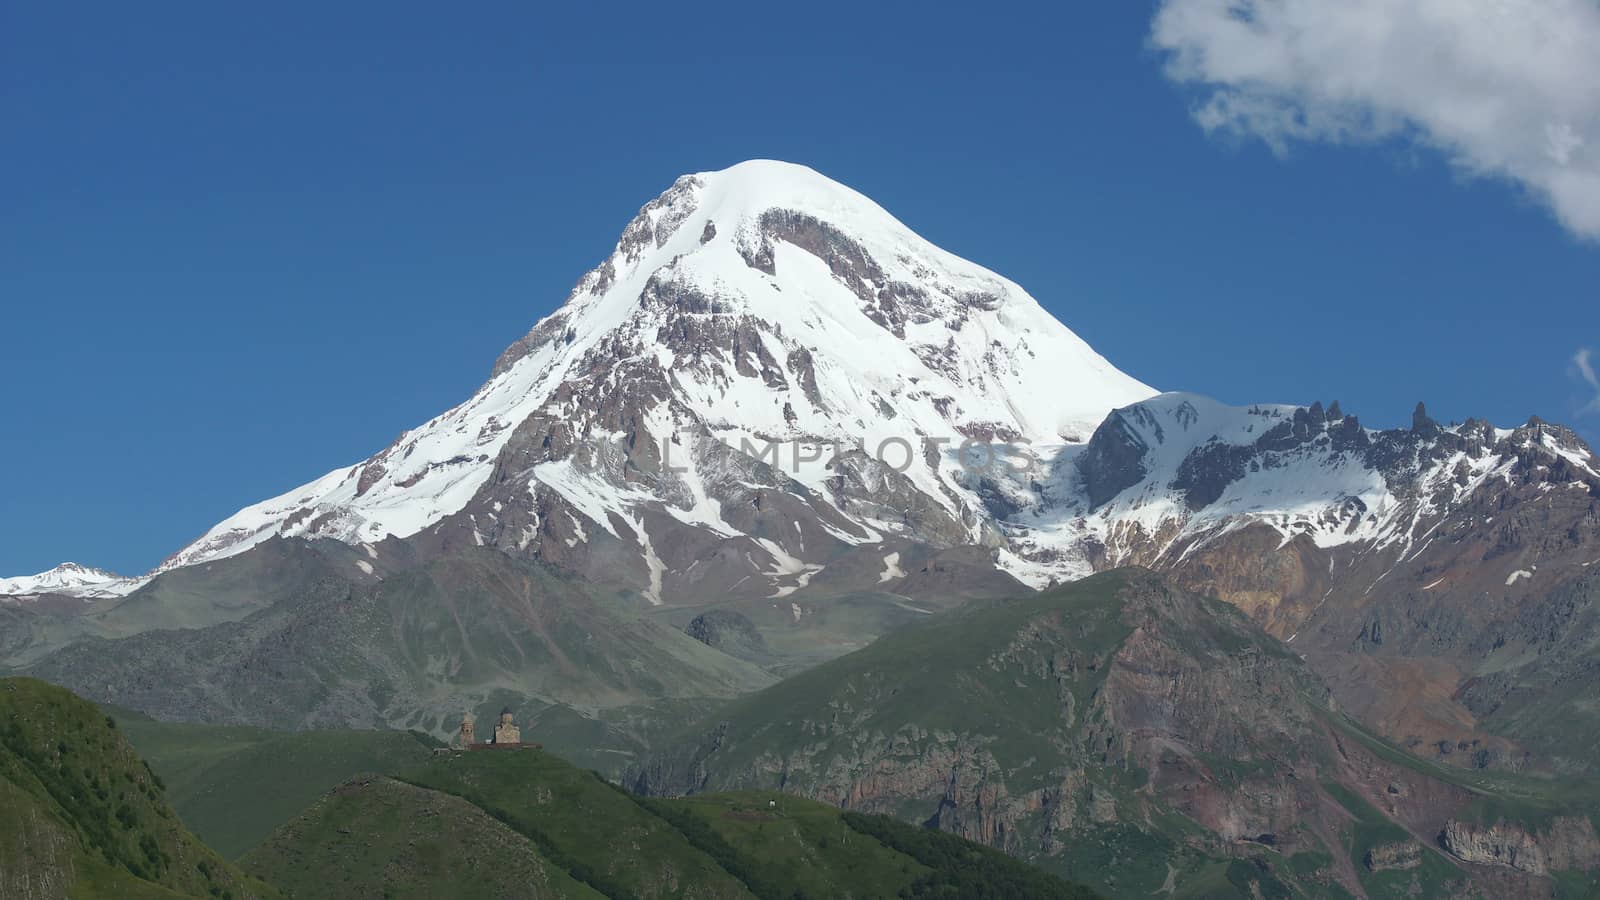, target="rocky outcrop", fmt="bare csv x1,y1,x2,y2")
1365,840,1424,871
1440,817,1600,875
684,610,768,662
1078,407,1155,510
